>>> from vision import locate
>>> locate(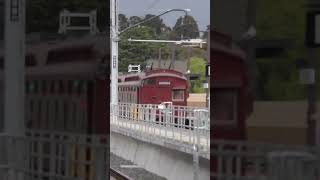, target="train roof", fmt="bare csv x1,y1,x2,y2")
0,34,109,79
0,33,108,61
118,69,187,84
212,30,246,60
